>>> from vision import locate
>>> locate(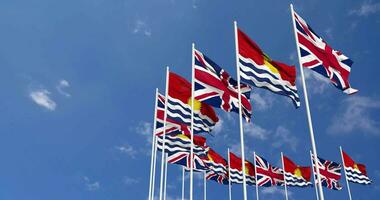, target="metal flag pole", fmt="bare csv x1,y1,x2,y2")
254,152,259,200
159,67,170,200
148,88,159,200
340,146,353,200
190,43,196,200
310,151,320,200
151,135,159,200
182,167,185,200
228,148,232,200
164,153,168,200
204,170,207,200
281,152,289,200
290,4,325,200
233,20,248,200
